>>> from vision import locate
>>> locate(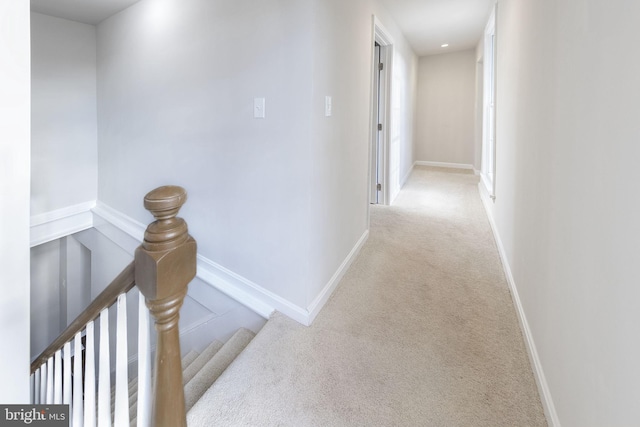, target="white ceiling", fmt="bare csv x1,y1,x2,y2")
30,0,141,25
30,0,492,56
378,0,494,56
